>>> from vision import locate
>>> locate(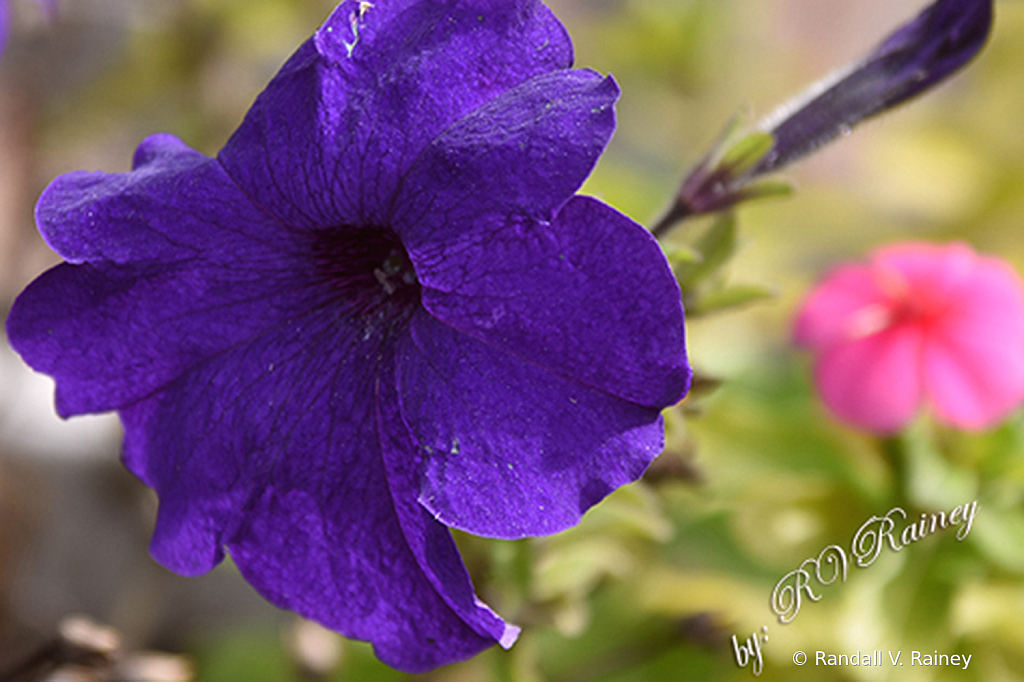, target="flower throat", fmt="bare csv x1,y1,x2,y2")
312,226,421,319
